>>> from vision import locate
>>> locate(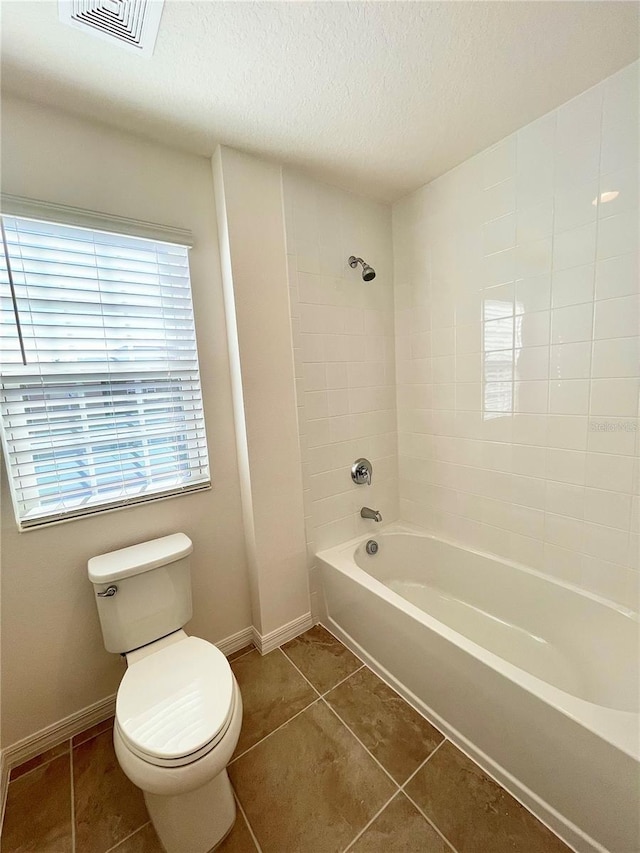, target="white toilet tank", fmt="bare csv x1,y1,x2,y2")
88,533,194,654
